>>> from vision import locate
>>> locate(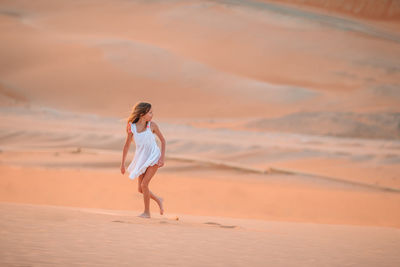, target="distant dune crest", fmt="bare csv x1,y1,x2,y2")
246,111,400,140
267,0,400,20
